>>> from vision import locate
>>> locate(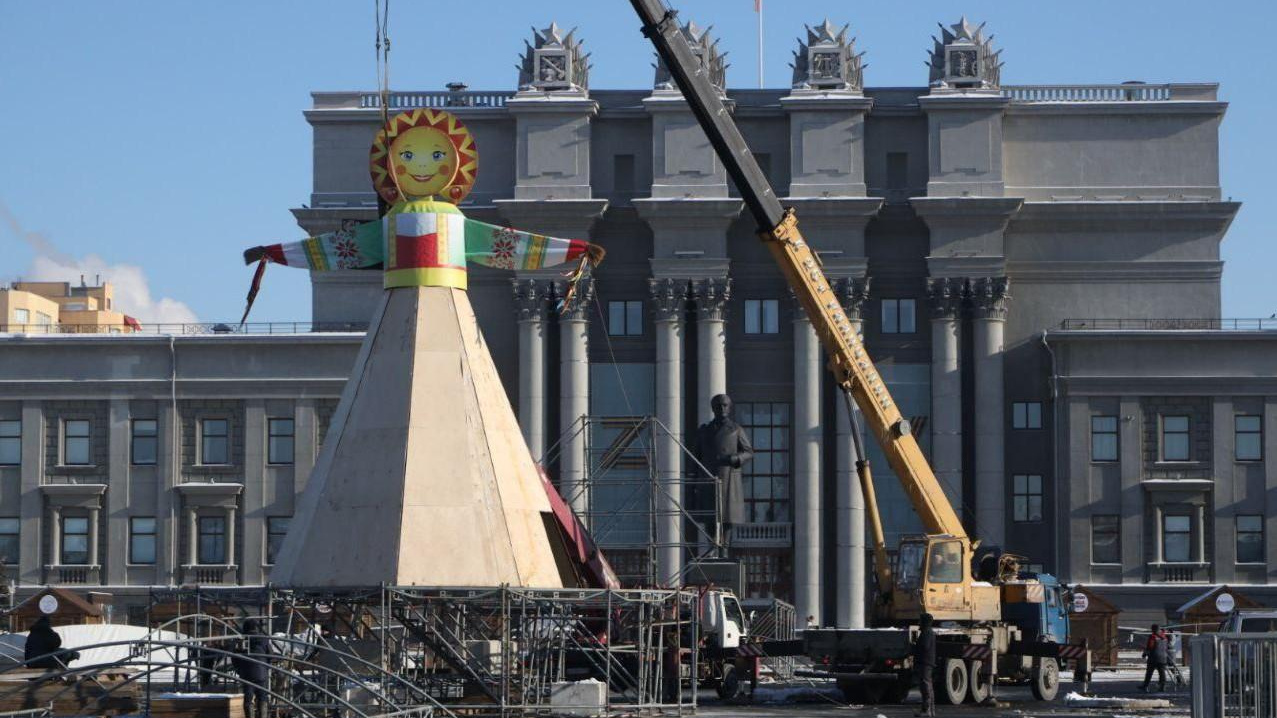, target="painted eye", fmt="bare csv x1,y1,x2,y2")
432,151,446,161
399,150,414,161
